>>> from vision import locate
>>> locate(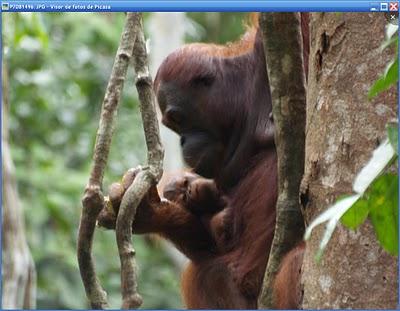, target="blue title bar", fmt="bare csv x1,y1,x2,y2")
1,0,399,12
